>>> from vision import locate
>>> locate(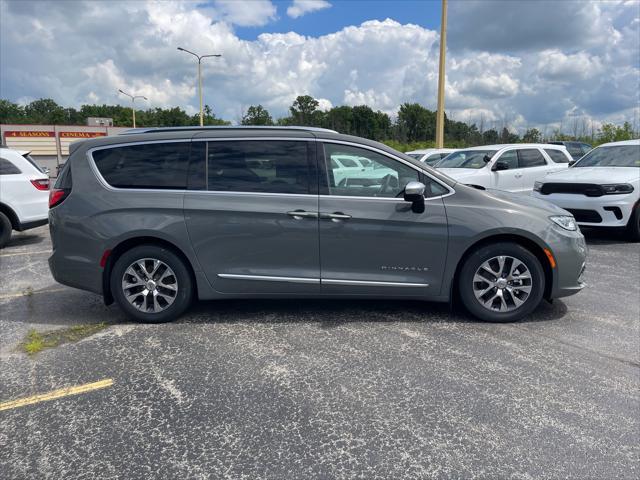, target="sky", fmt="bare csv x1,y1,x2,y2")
0,0,638,134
